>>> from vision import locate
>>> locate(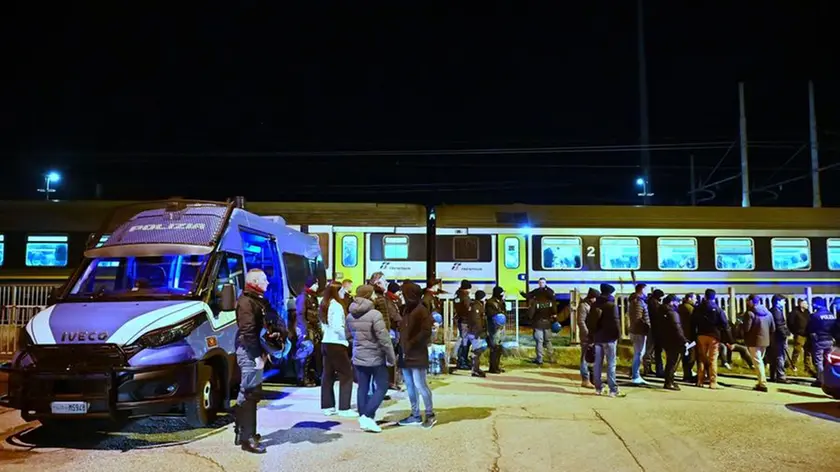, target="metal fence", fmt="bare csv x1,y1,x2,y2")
0,283,59,355
440,298,521,347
